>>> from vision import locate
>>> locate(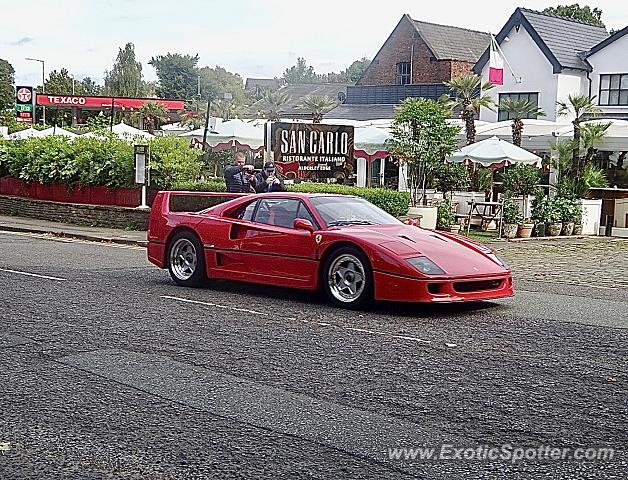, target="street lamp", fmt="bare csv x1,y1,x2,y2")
25,57,45,126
